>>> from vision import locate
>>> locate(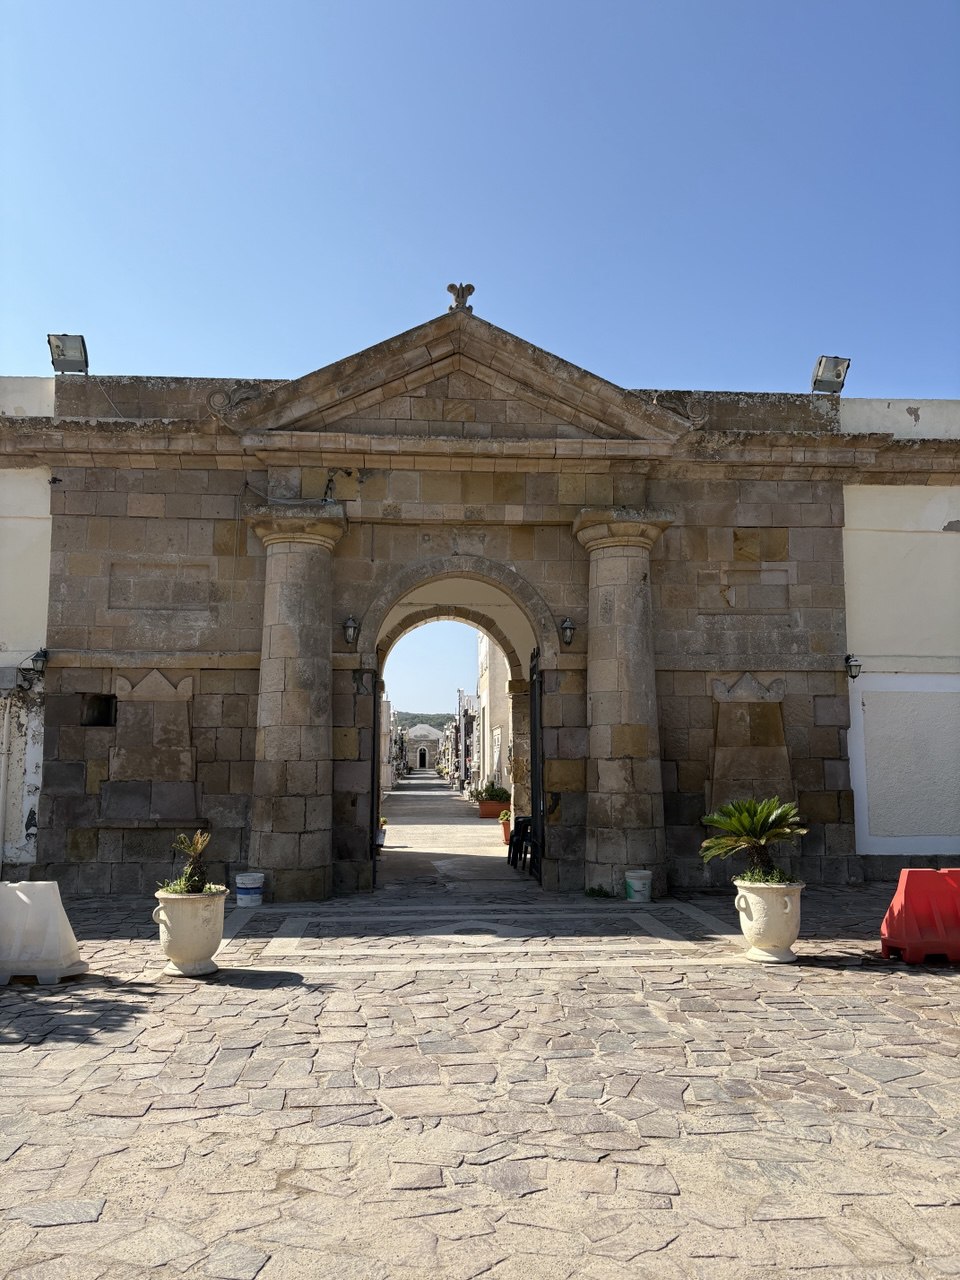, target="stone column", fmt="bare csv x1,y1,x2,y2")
574,508,672,897
249,507,345,900
507,679,531,818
